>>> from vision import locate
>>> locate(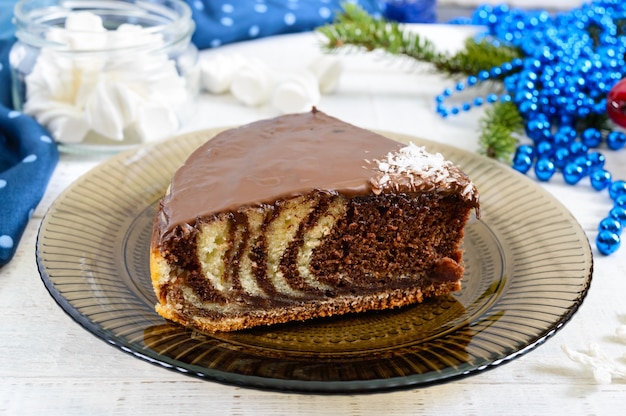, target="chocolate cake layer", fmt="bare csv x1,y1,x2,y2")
150,109,479,332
